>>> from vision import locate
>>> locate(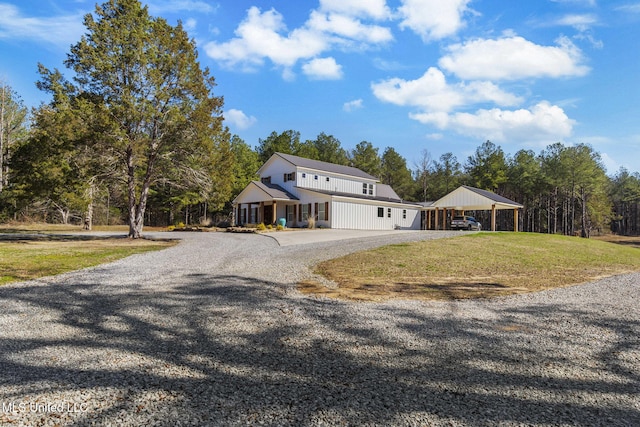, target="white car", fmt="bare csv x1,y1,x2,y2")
450,215,482,231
